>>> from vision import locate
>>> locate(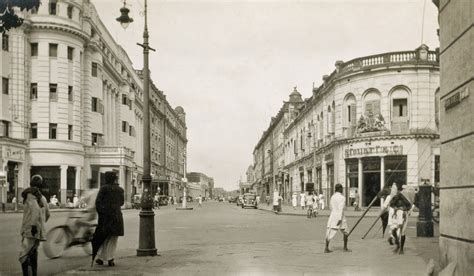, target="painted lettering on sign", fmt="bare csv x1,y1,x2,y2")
344,145,403,158
445,87,469,110
3,146,25,161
